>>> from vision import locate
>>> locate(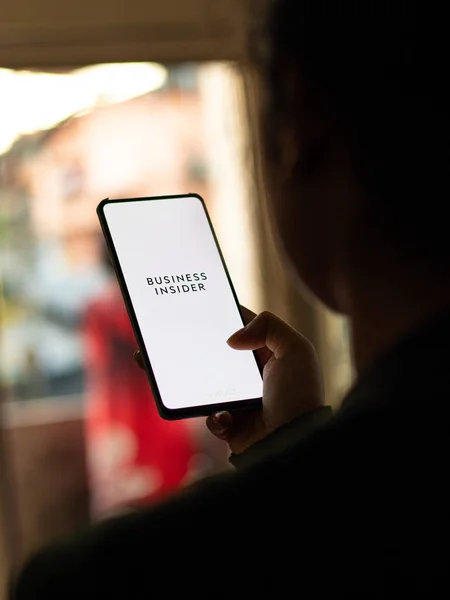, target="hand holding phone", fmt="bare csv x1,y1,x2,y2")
206,308,325,454
97,194,263,419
